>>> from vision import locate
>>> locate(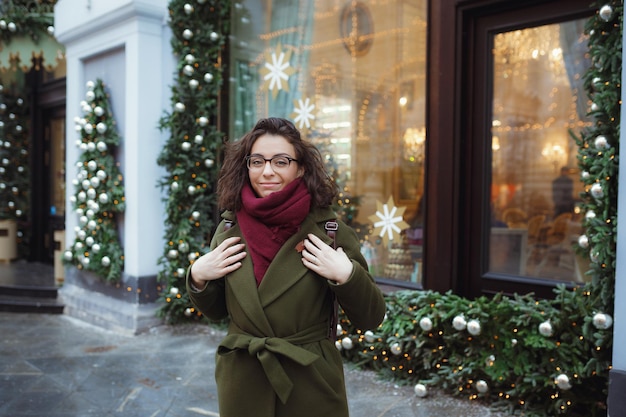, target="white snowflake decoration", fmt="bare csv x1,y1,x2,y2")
368,196,410,245
259,43,296,99
292,97,315,129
